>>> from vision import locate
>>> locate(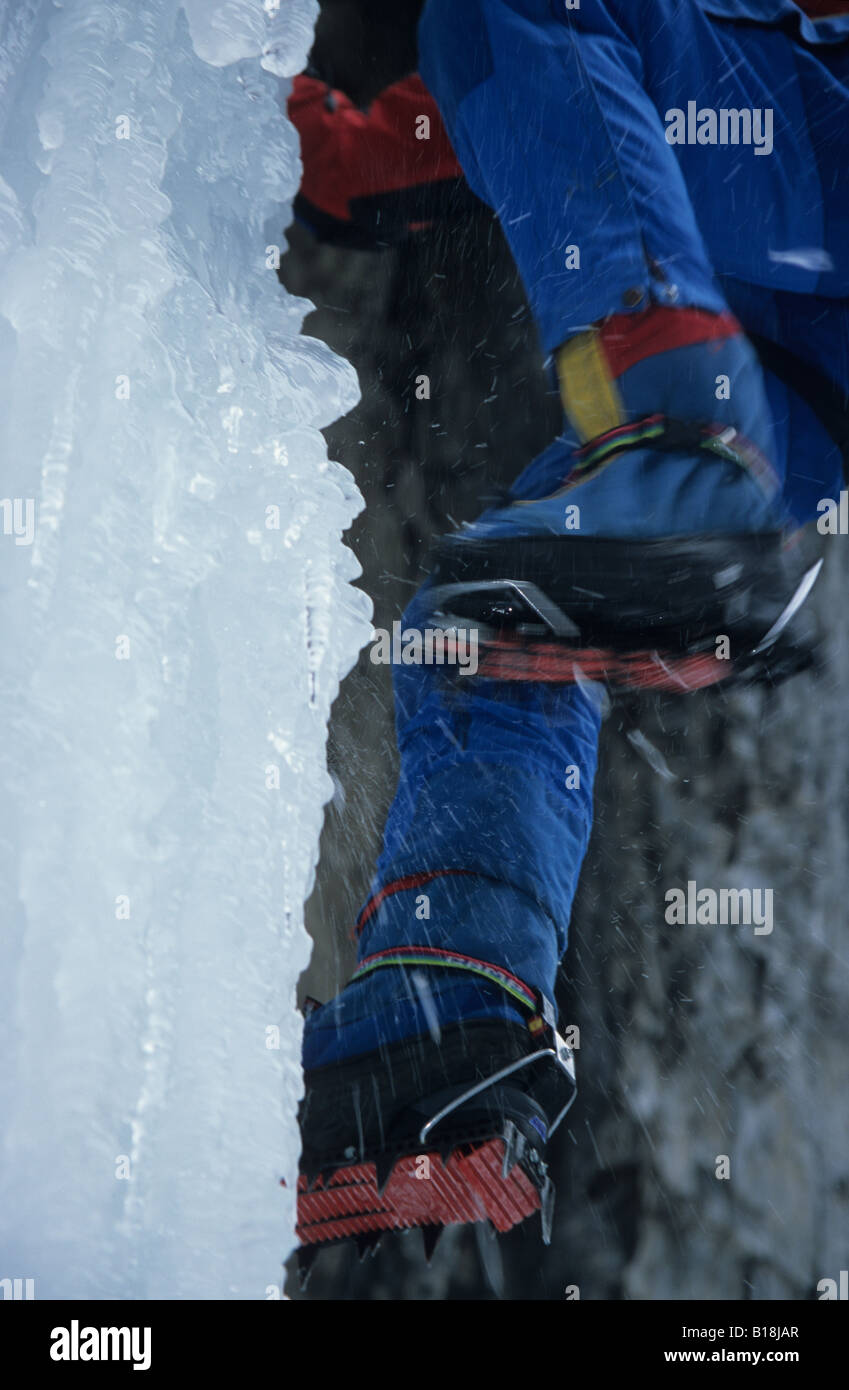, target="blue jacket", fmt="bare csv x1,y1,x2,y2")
419,0,849,521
